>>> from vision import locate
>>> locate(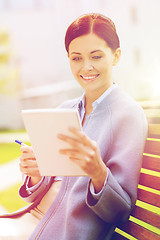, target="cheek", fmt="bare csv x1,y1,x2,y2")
100,58,113,72
70,62,80,76
69,62,75,74
95,61,107,74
